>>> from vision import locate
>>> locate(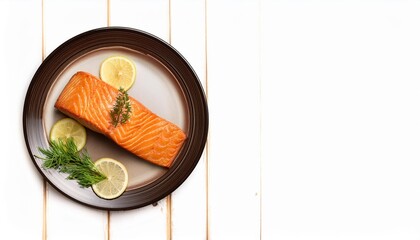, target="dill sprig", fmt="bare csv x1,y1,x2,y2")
110,87,132,127
35,138,106,188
